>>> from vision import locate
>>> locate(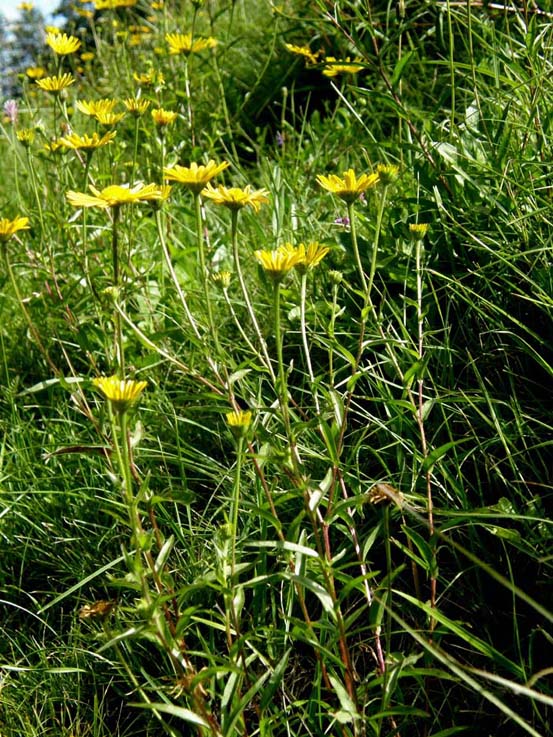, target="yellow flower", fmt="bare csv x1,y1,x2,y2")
59,131,117,149
376,163,399,185
0,216,30,242
76,98,117,117
36,73,75,93
94,0,137,8
44,25,61,34
46,32,82,55
44,139,65,153
151,108,177,126
316,168,380,202
409,223,430,240
26,66,46,79
254,245,301,281
284,43,319,65
166,32,217,55
16,129,35,146
17,2,34,10
164,160,230,194
202,183,269,213
292,242,330,272
80,52,95,62
322,57,364,78
133,69,165,87
92,375,147,412
212,271,232,289
67,182,164,209
95,111,126,126
226,410,252,438
124,97,151,116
